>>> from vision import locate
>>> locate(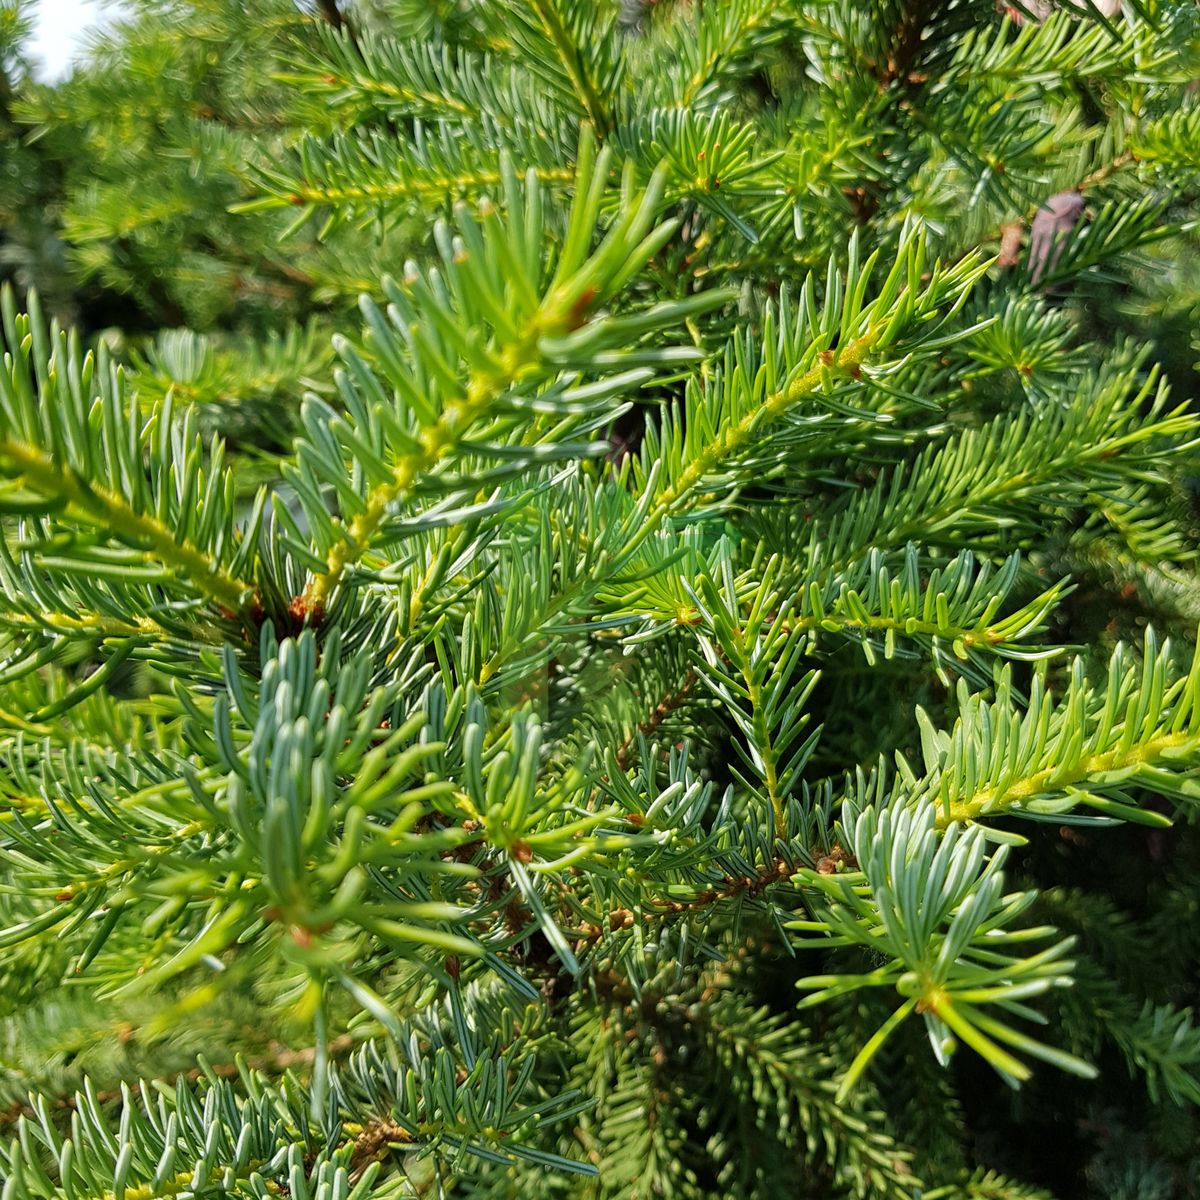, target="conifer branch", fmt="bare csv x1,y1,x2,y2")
477,233,986,685
0,291,262,622
526,0,612,136
908,629,1200,830
277,29,479,119
613,669,696,772
701,991,917,1195
282,163,575,214
650,326,883,523
0,439,252,612
670,0,786,107
0,606,170,641
291,134,731,611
